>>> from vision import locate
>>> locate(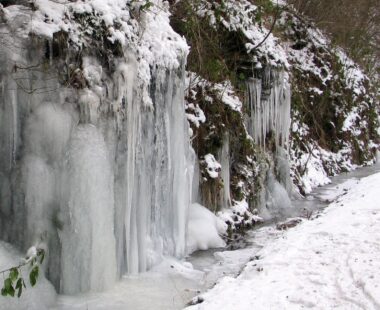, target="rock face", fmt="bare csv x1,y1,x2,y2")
172,0,378,203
